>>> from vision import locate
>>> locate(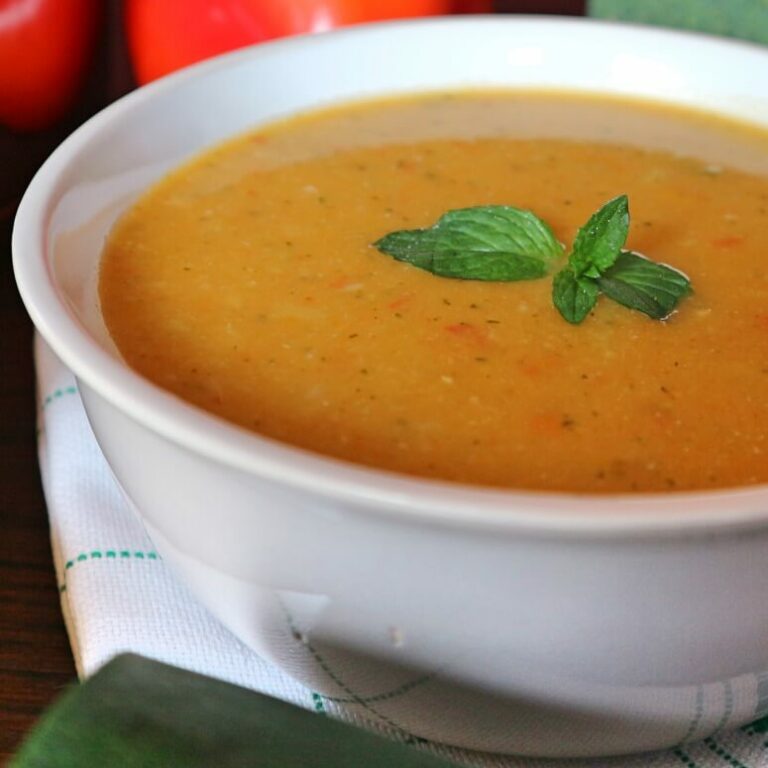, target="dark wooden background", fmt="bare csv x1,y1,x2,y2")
0,1,584,760
0,3,134,760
